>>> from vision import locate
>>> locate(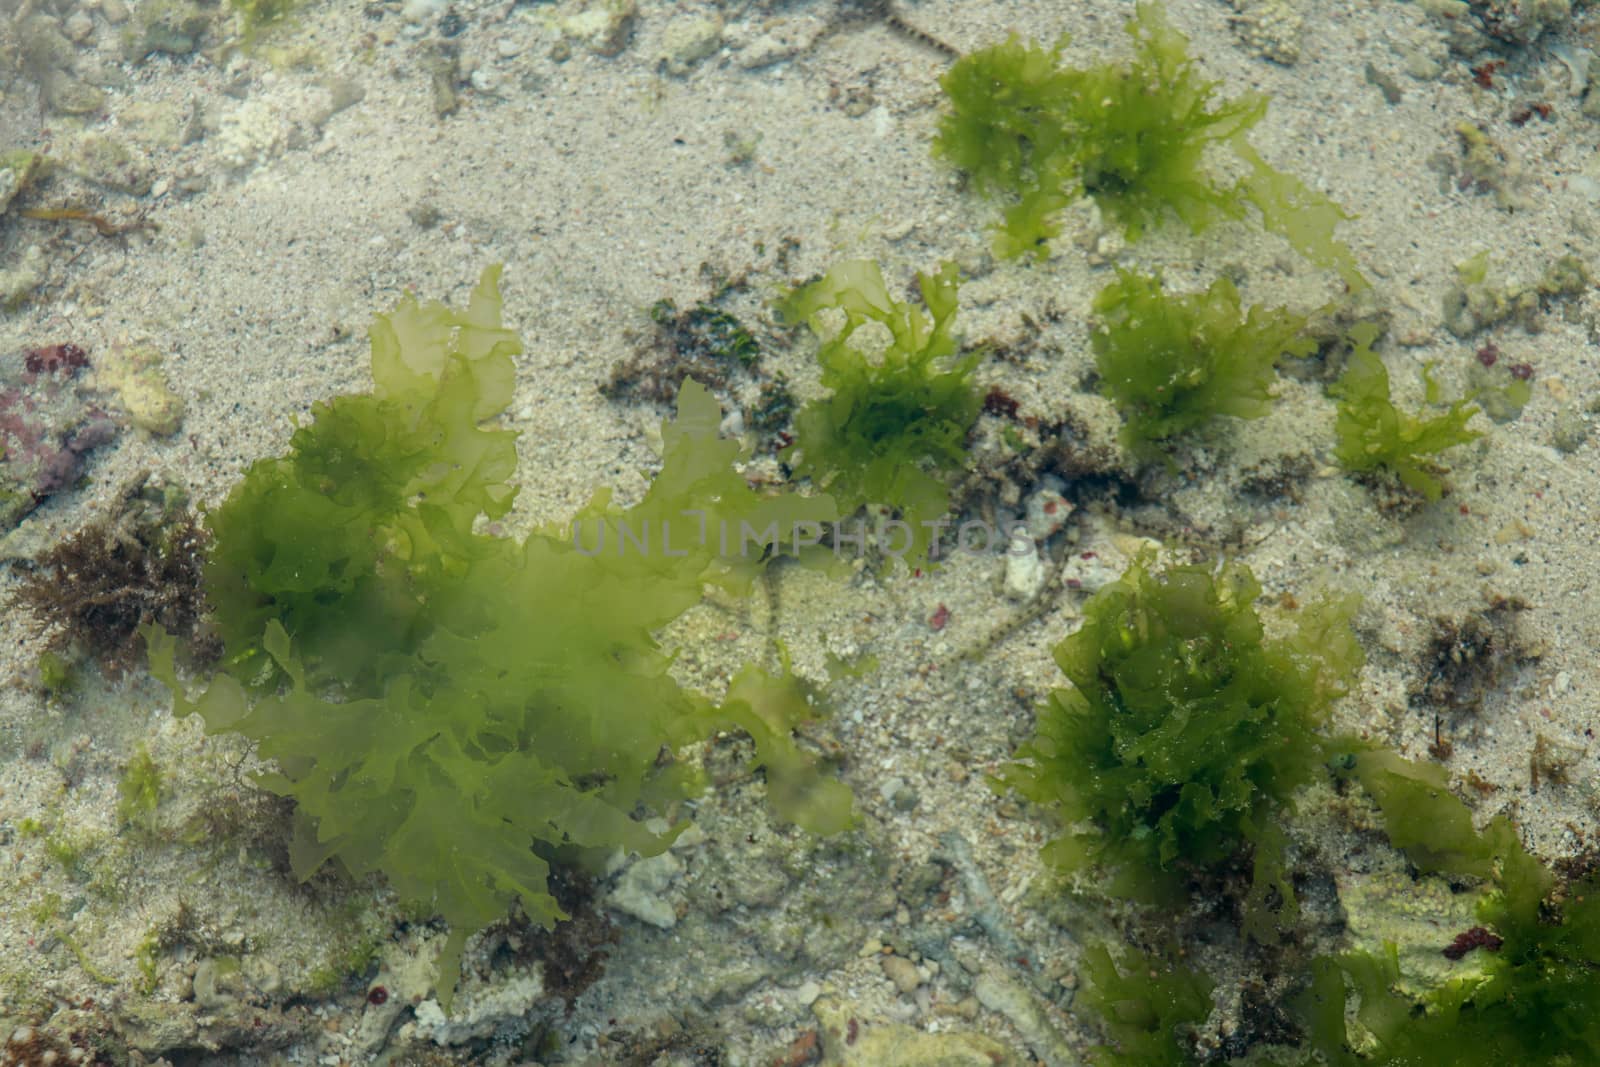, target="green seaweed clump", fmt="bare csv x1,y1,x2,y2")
1299,751,1600,1066
999,554,1361,932
931,30,1080,258
778,259,981,566
1331,324,1481,501
117,743,163,833
1081,944,1214,1067
149,266,851,1010
1092,270,1313,457
229,0,299,46
933,2,1361,284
